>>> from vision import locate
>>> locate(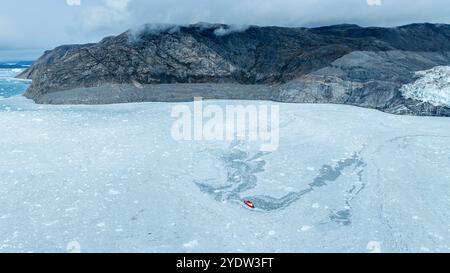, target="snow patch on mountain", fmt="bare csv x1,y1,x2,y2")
401,66,450,107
